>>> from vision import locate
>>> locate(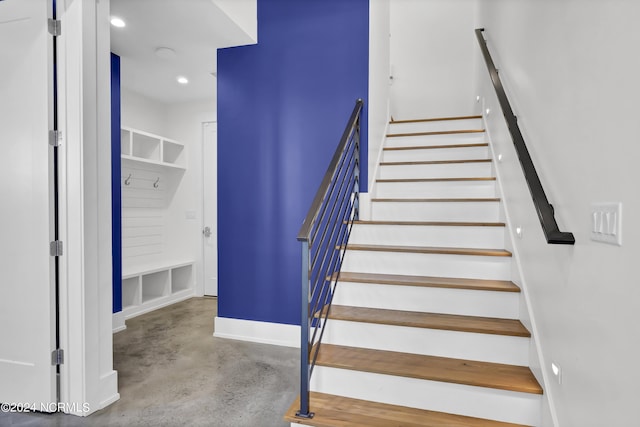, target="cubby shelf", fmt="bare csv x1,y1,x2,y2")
121,127,186,170
121,261,195,320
